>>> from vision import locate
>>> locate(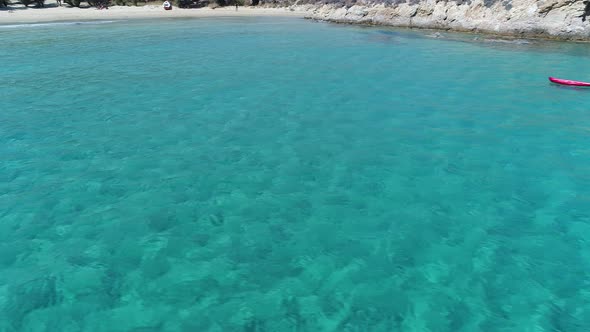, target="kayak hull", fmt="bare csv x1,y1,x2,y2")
549,77,590,87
